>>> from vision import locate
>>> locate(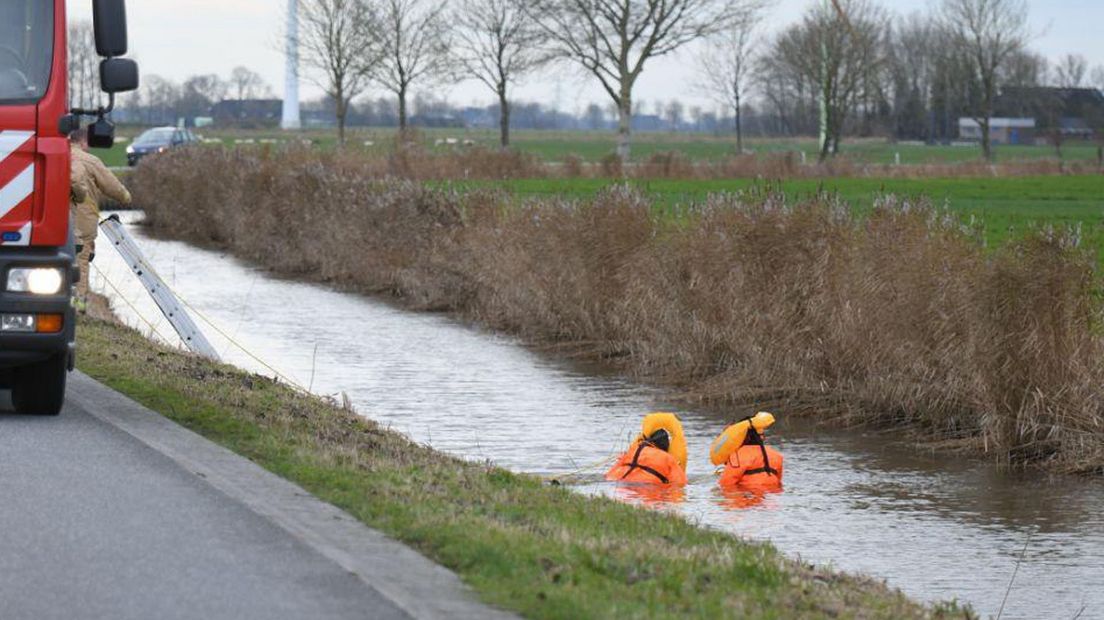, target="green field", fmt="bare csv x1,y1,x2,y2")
446,175,1104,258
101,126,1104,168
